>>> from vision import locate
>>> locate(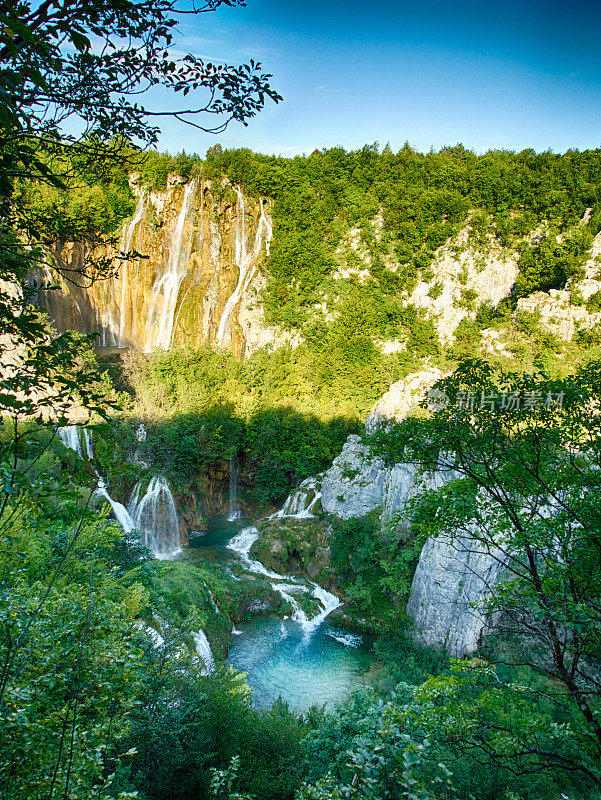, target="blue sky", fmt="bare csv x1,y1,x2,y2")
154,0,601,156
